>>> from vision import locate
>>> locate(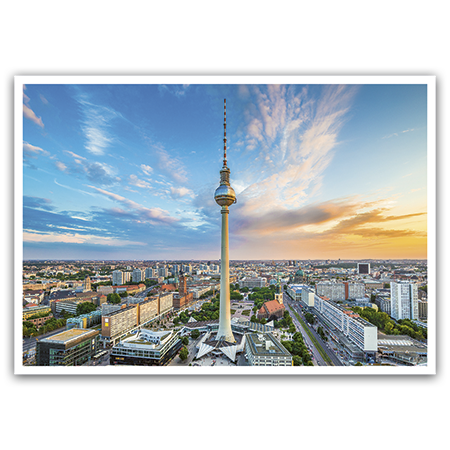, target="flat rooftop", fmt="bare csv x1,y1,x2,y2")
246,333,291,357
42,328,97,344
